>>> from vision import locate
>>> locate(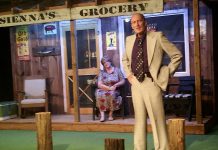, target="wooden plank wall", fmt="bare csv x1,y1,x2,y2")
10,22,64,114
166,1,214,115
